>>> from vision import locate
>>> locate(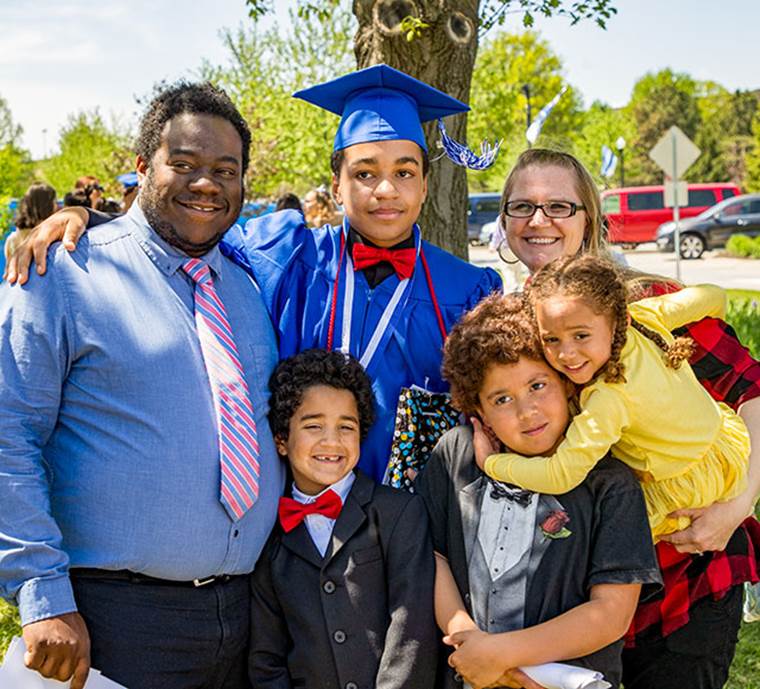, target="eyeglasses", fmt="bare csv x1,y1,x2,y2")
504,201,585,219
